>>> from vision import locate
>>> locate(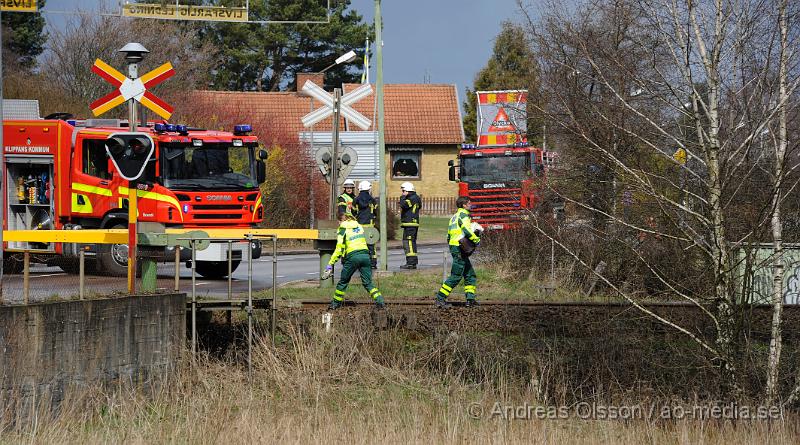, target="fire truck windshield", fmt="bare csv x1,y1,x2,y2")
460,154,530,182
161,143,259,190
